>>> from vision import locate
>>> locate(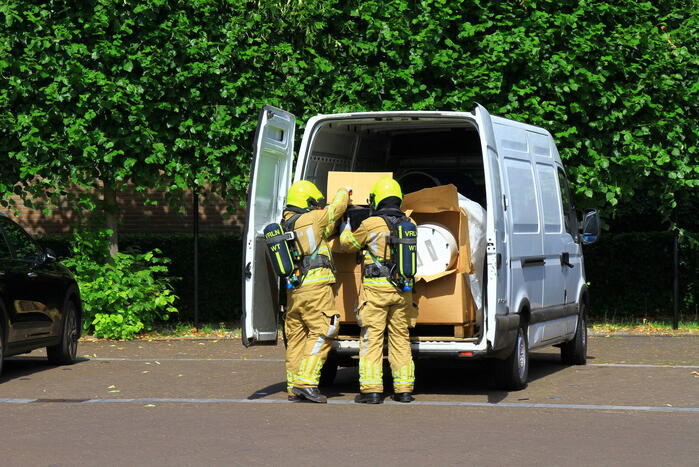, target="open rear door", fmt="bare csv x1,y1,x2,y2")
241,106,296,347
474,104,511,350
